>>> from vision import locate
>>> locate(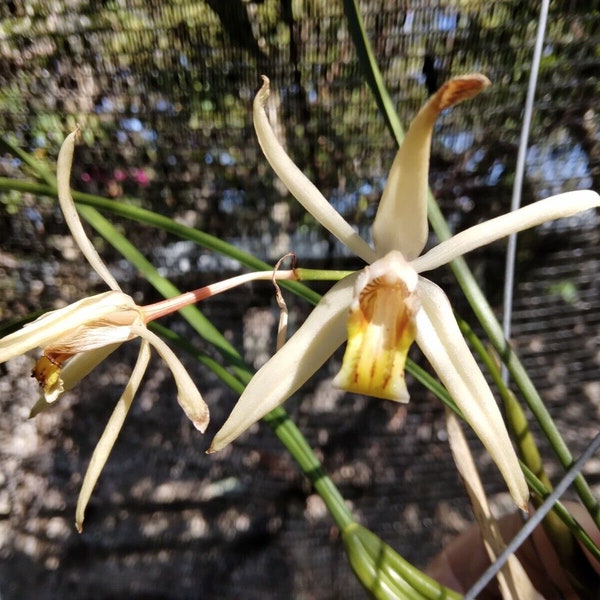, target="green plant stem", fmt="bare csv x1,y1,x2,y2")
263,407,354,529
296,267,355,281
0,177,321,306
